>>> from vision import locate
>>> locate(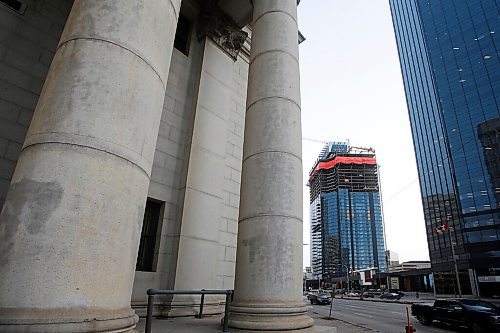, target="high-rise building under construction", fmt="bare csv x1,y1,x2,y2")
309,142,388,283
